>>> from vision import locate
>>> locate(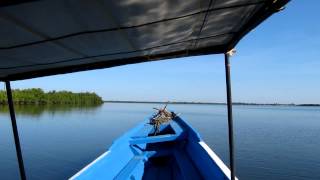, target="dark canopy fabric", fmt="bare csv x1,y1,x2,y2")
0,0,289,81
